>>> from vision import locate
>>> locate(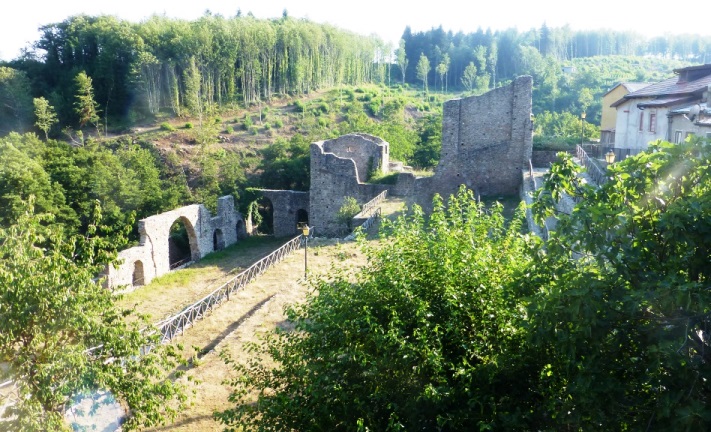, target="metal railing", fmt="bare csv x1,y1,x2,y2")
344,207,382,241
576,145,608,186
359,190,388,218
155,234,304,343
